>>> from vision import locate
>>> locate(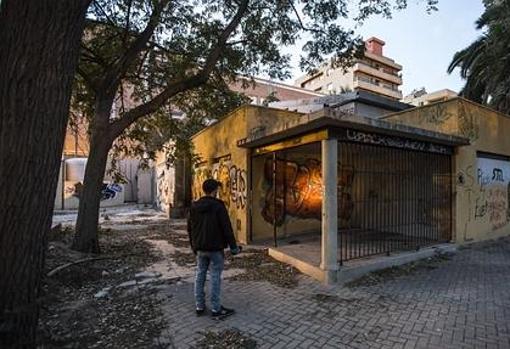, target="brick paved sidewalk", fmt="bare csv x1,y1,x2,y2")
159,238,510,349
